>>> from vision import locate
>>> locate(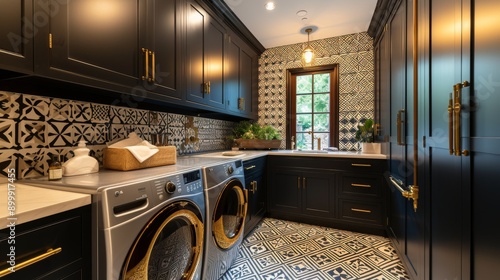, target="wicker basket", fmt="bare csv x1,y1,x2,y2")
103,146,177,171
